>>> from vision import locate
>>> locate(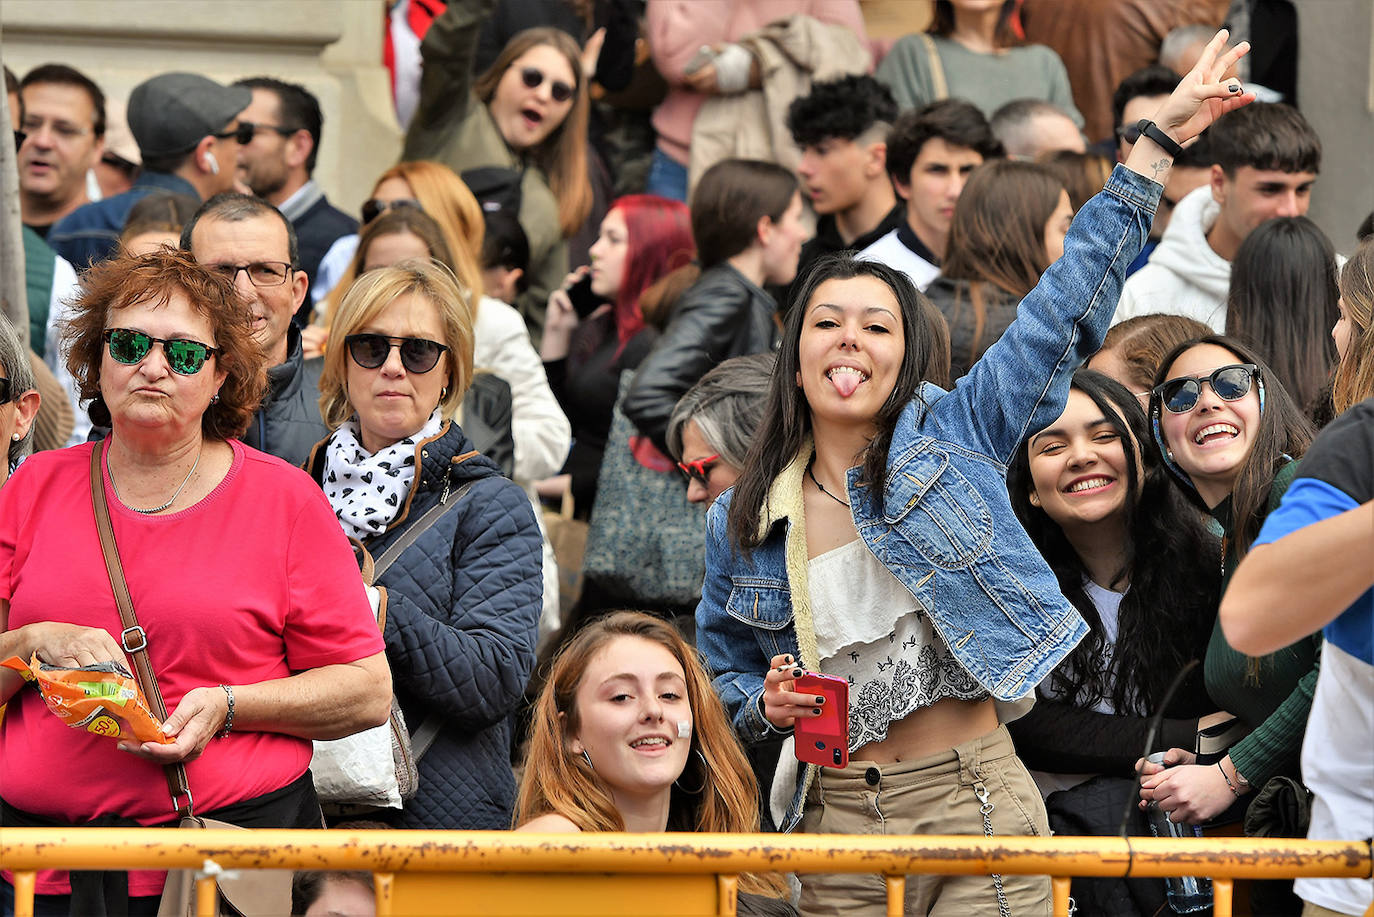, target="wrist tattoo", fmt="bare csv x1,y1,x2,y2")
1150,158,1171,180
